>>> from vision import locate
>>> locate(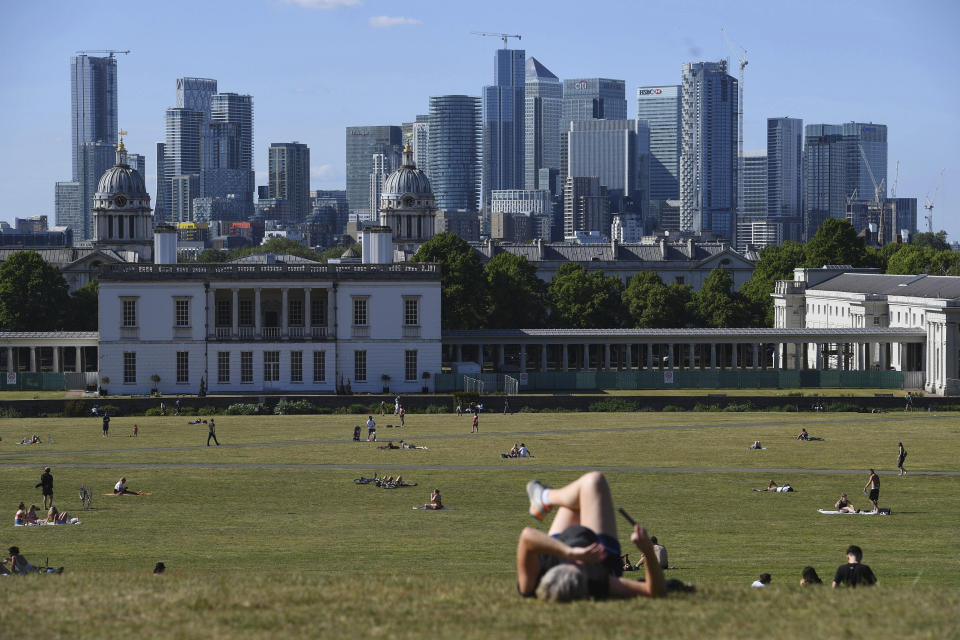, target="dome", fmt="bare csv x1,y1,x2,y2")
382,165,432,198
96,163,148,198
